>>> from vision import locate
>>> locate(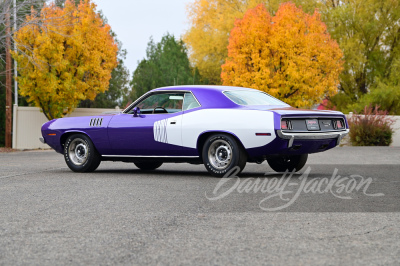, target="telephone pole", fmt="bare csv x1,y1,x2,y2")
14,0,17,106
5,4,12,148
12,0,18,149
